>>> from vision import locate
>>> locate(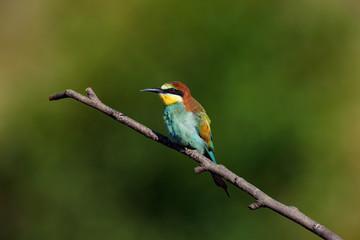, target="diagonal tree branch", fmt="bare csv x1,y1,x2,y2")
49,88,343,240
